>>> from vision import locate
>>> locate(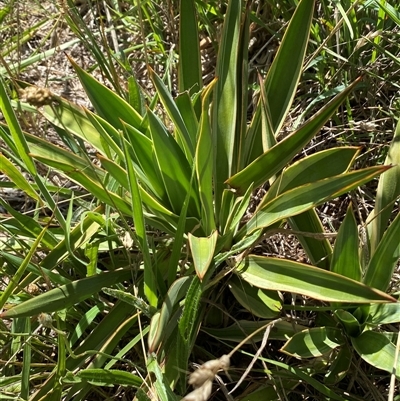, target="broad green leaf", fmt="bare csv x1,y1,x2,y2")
245,0,315,162
0,269,132,318
148,109,200,218
229,275,281,318
166,162,197,286
264,147,360,202
25,132,104,181
364,211,400,291
123,123,169,204
195,80,216,234
97,155,130,190
235,2,251,170
368,303,400,325
148,276,192,353
331,204,361,281
150,68,194,158
69,57,143,130
212,0,241,215
334,309,362,338
236,255,395,303
225,183,253,235
175,92,199,140
368,118,400,253
351,330,400,377
178,0,202,97
203,320,307,343
188,230,218,281
84,111,125,158
0,77,36,175
263,0,315,133
0,153,42,203
281,327,345,358
238,166,391,238
229,78,362,193
42,98,113,156
127,75,145,116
